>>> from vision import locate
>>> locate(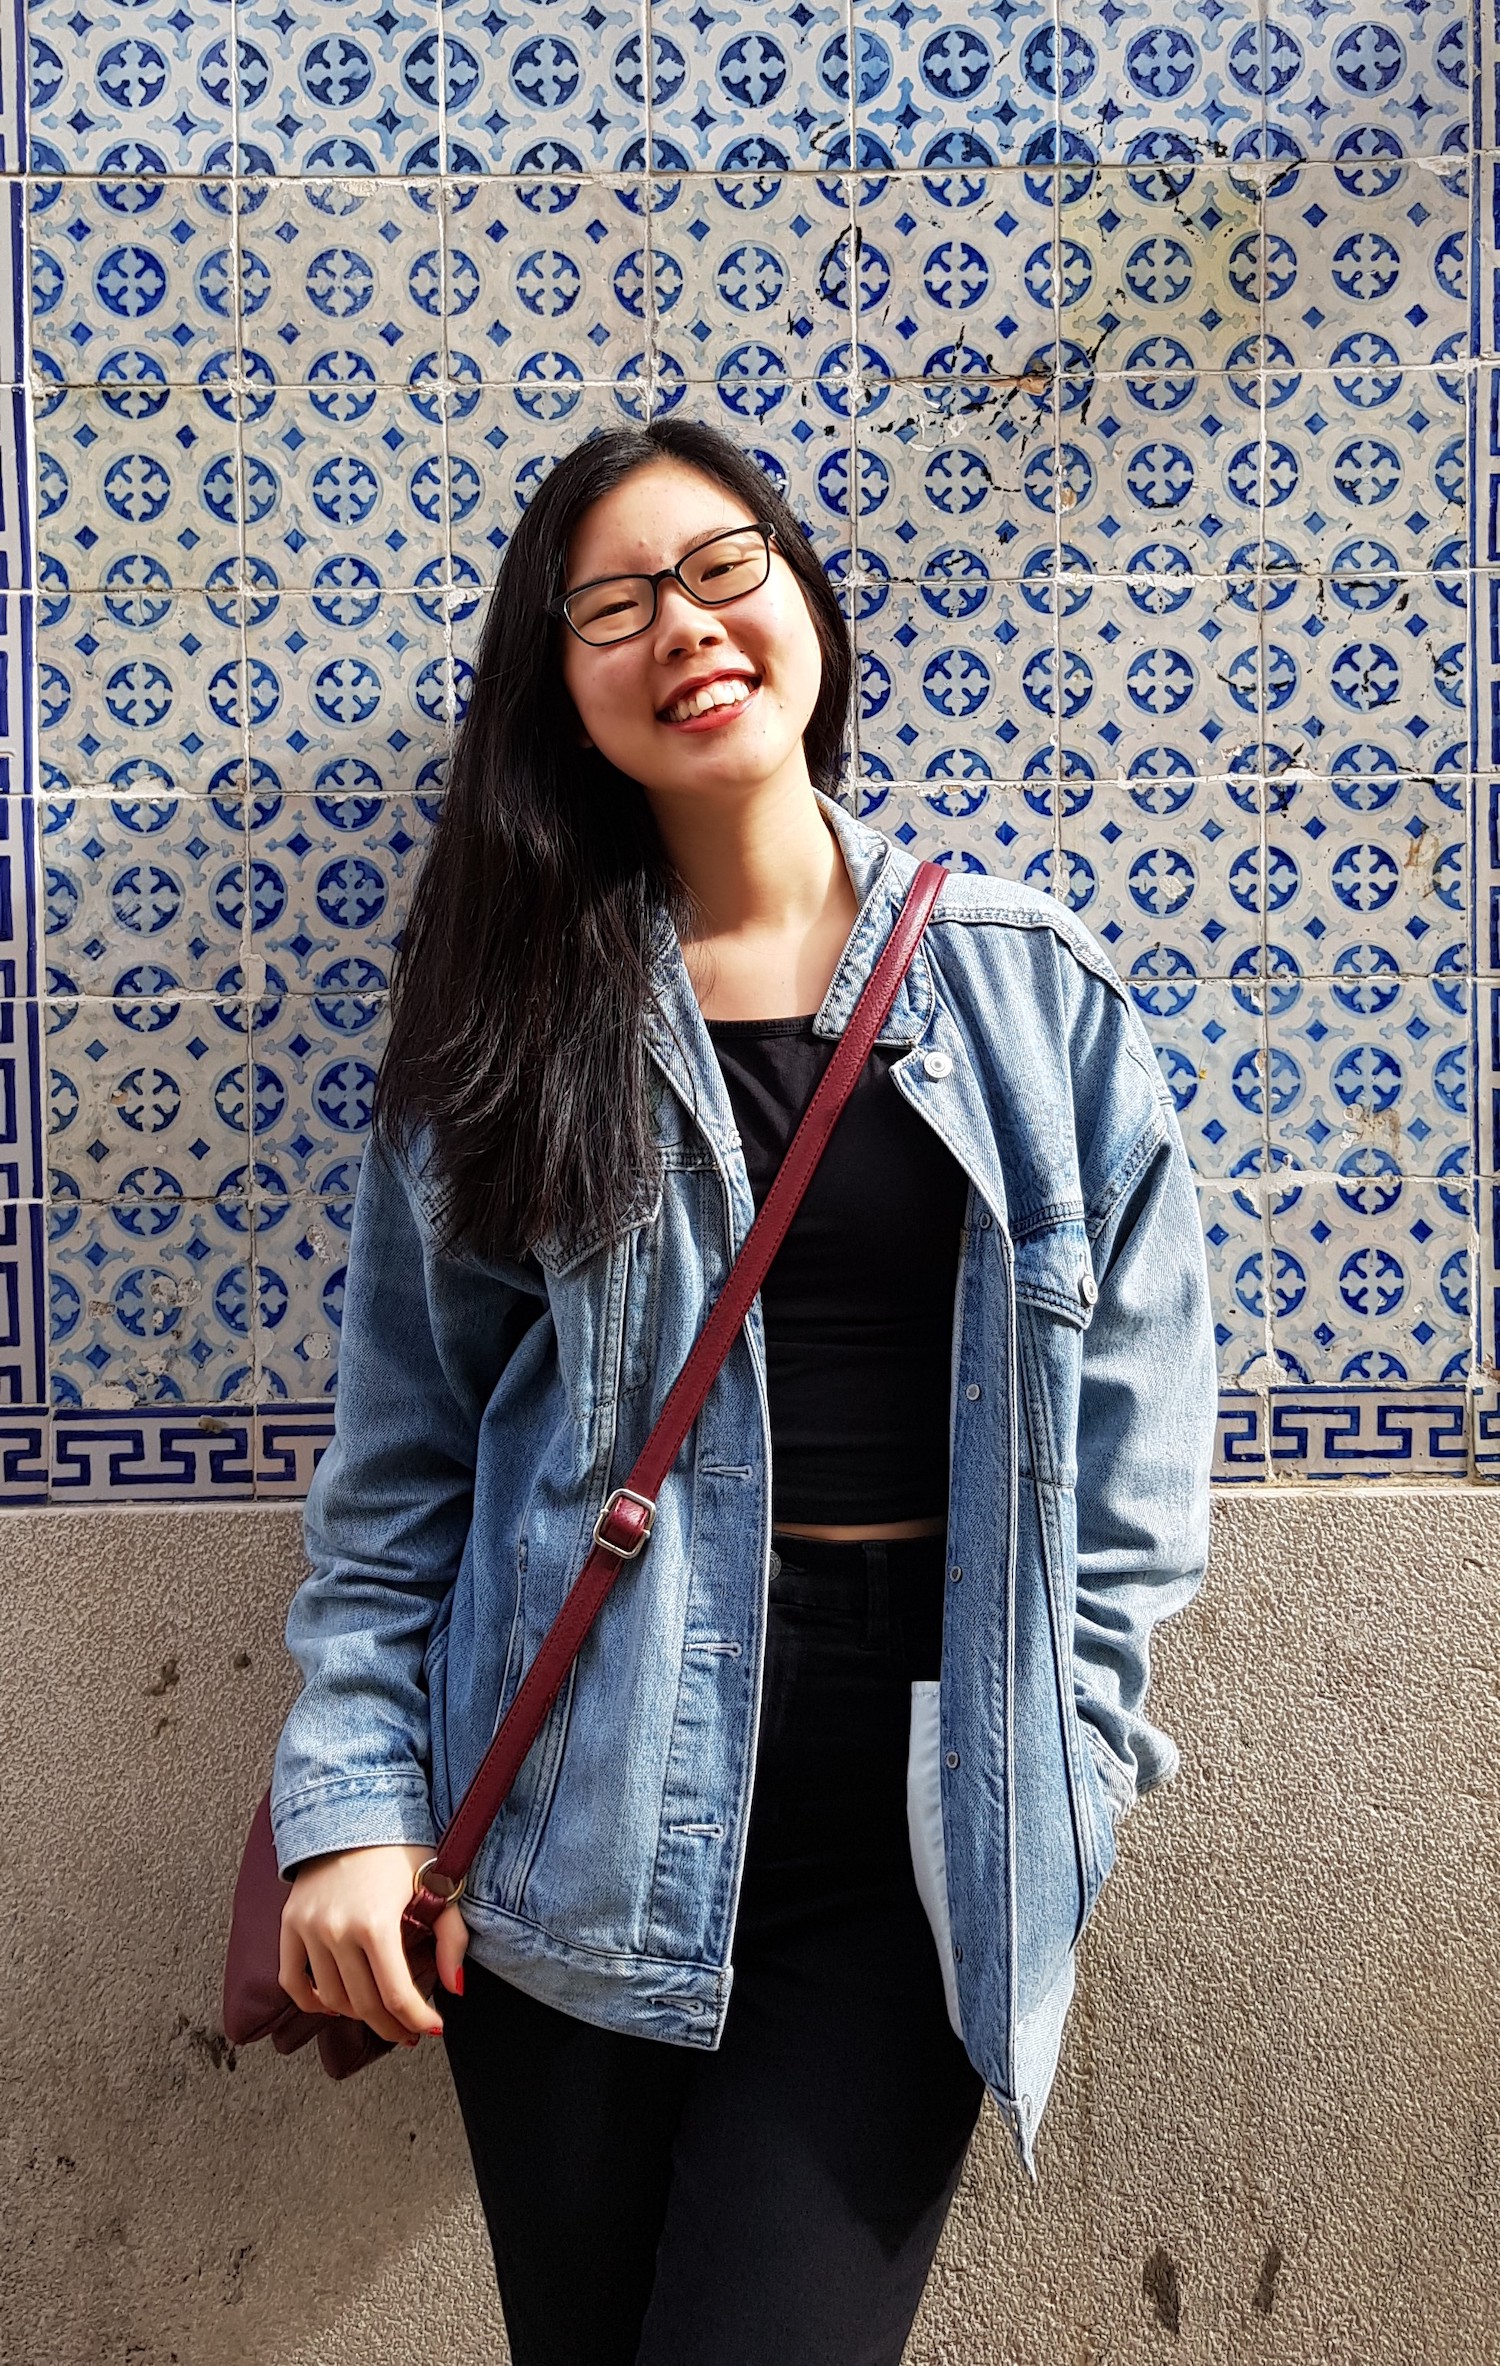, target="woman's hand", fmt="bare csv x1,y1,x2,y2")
278,1843,469,2045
